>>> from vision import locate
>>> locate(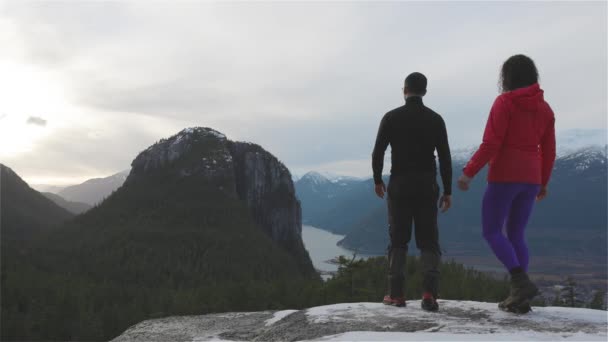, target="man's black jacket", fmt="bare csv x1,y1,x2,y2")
372,96,453,195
